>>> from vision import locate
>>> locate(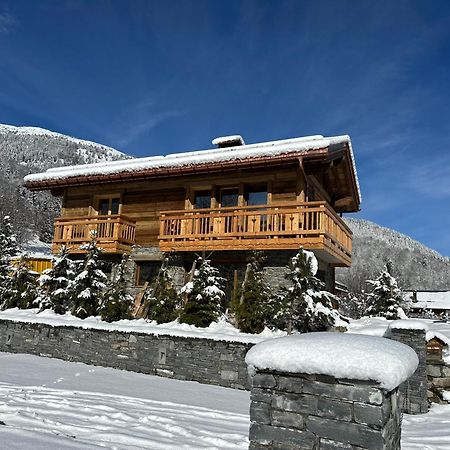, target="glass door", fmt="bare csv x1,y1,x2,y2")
245,185,268,232
220,188,239,234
